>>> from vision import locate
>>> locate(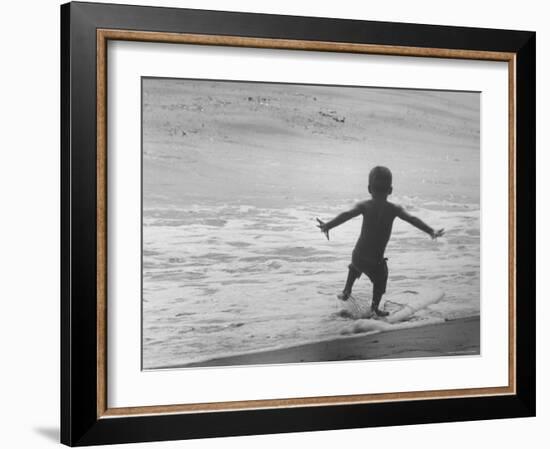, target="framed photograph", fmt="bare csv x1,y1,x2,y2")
60,2,535,446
